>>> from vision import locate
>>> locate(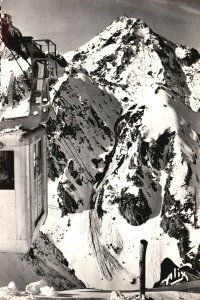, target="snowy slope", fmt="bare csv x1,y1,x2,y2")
1,16,200,290
1,283,200,300
43,16,200,289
